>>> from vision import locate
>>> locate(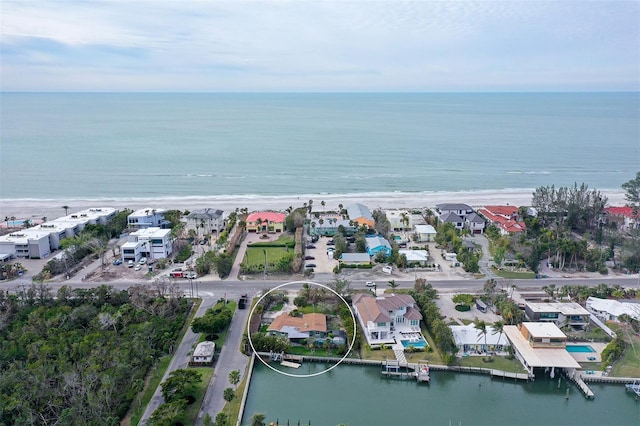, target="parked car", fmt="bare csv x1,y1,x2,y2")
128,260,134,268
185,272,197,279
134,264,142,271
112,259,122,265
311,236,319,243
346,236,356,243
327,240,335,246
306,244,316,249
139,257,147,265
305,263,317,268
199,239,207,245
366,281,376,287
304,255,315,260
